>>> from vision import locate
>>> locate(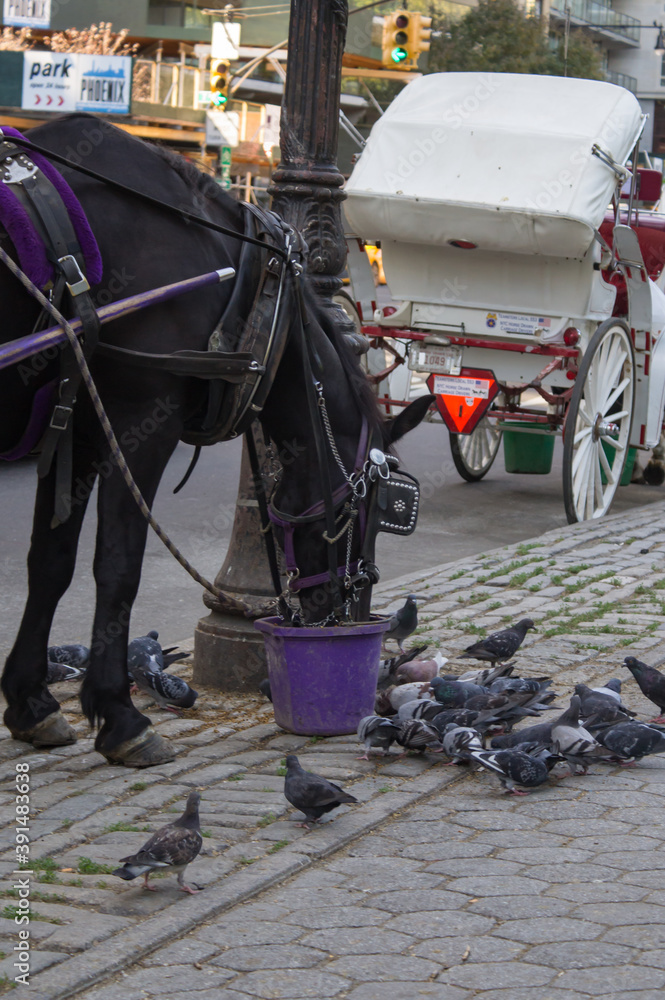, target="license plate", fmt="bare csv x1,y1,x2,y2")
408,345,463,374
